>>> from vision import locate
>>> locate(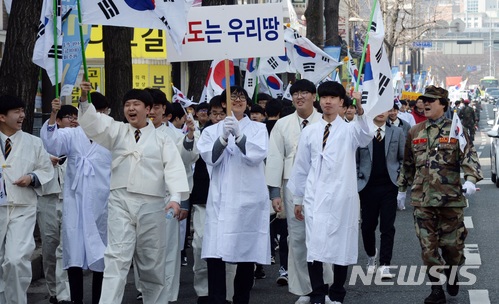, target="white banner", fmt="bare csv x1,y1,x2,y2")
167,4,284,62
